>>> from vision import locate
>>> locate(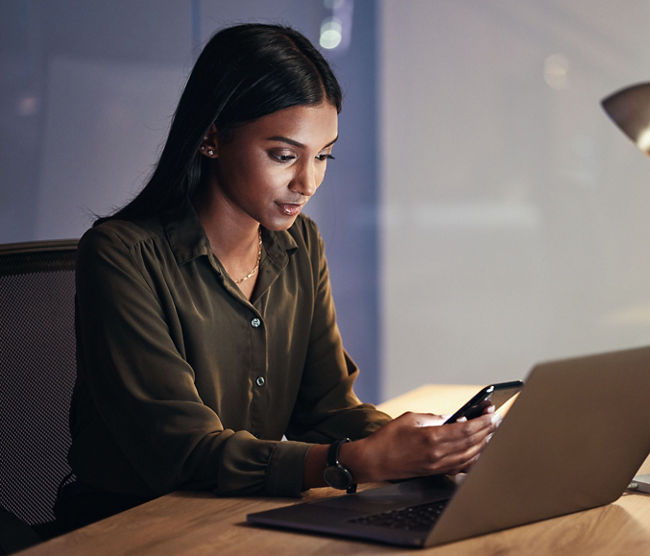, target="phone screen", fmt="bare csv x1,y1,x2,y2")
444,380,523,424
